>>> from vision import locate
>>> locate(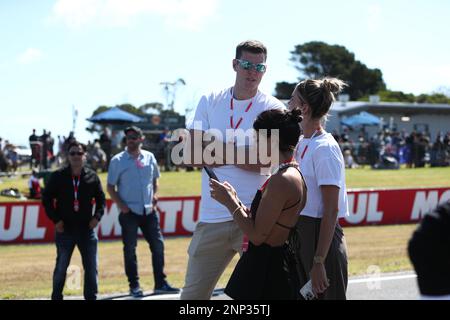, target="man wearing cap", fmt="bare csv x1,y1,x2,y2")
107,126,179,297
